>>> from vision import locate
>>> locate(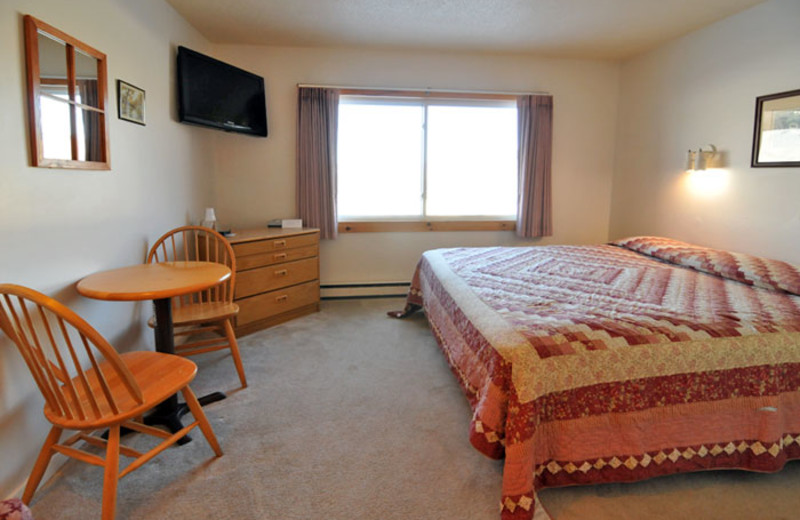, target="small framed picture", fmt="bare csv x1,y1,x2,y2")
117,80,145,125
751,88,800,167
